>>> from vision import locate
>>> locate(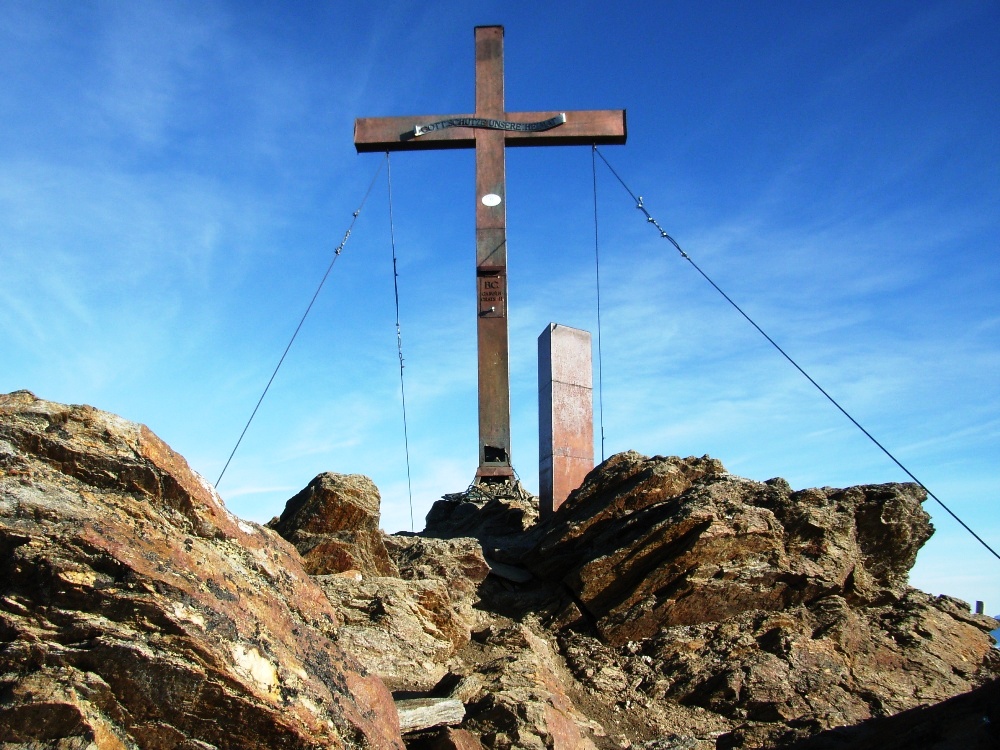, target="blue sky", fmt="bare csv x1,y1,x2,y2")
2,1,998,610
